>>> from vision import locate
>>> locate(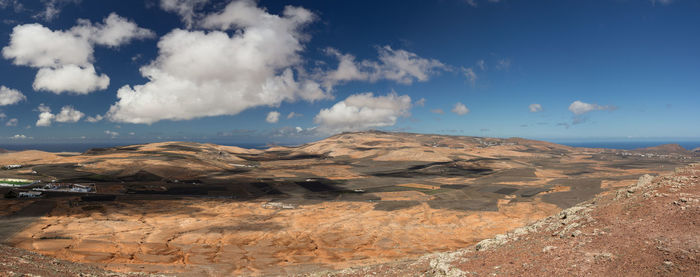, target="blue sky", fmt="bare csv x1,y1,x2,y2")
0,0,698,145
